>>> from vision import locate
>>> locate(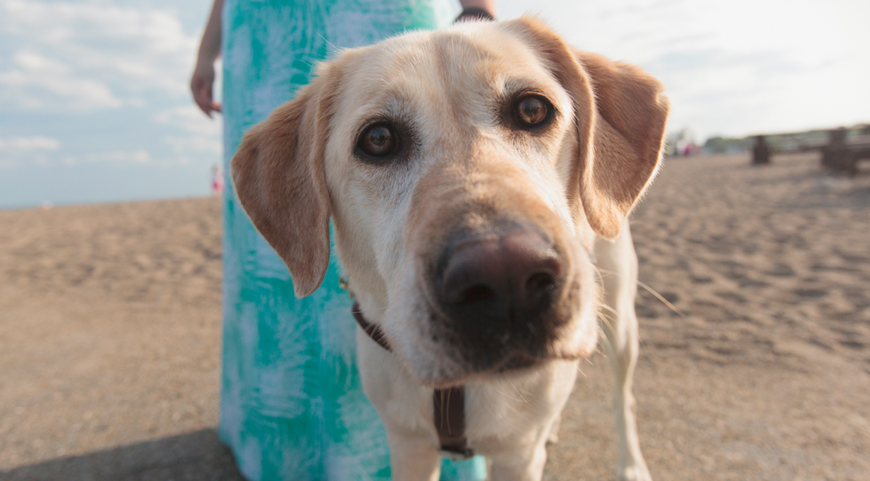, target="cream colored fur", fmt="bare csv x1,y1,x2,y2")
231,17,668,481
